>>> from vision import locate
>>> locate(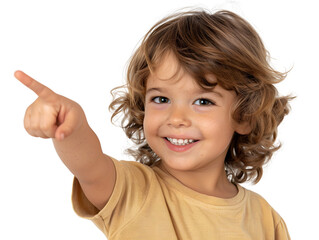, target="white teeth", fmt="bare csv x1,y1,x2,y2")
167,138,196,146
